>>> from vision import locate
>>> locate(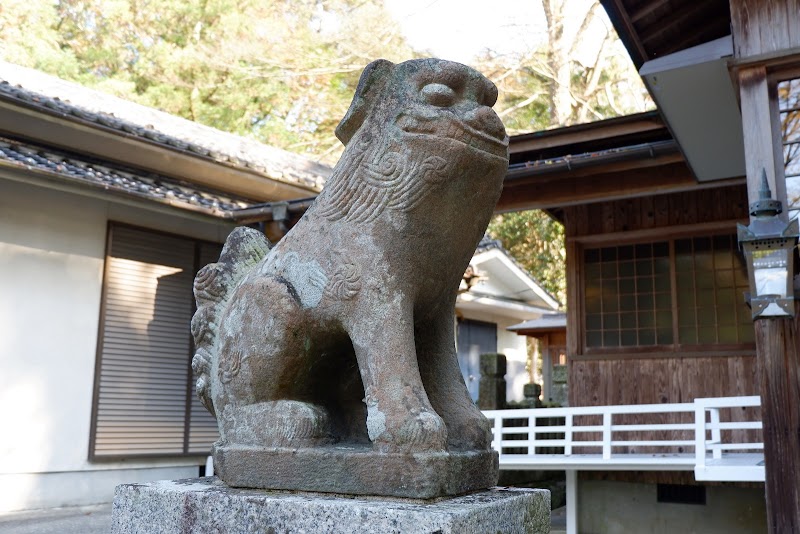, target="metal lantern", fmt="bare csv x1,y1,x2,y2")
737,171,799,318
